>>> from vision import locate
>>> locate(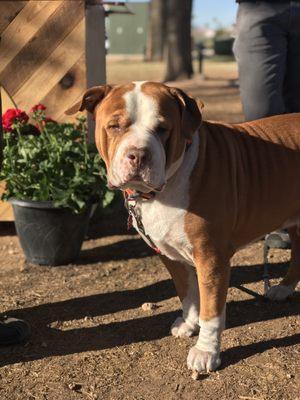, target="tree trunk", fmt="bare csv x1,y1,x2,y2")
164,0,193,81
145,0,166,62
